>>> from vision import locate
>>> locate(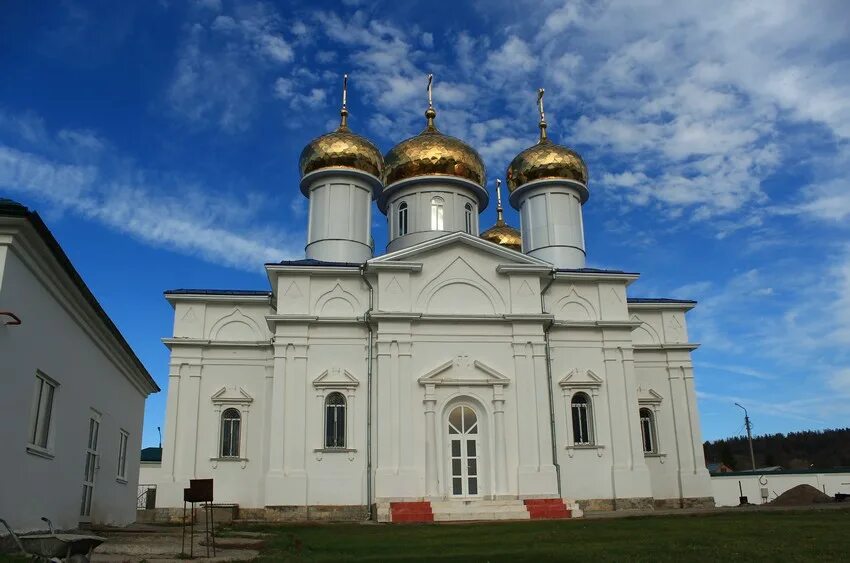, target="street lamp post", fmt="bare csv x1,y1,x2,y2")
734,403,756,473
